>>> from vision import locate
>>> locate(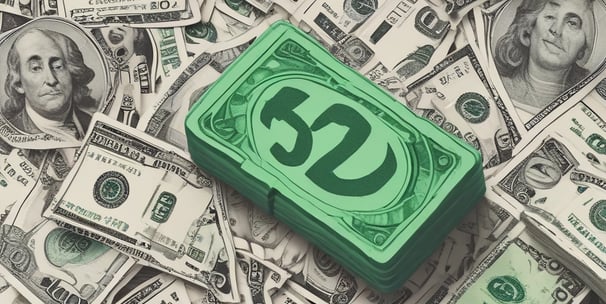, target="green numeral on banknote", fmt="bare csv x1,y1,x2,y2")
151,192,177,223
261,87,395,196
